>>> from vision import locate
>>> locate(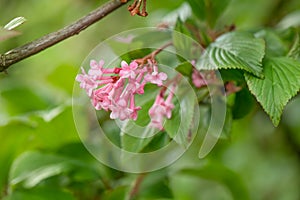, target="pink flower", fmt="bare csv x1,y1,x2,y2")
88,60,105,79
119,61,138,79
149,103,166,130
144,65,167,86
148,87,175,130
110,98,132,120
92,84,113,111
76,59,169,121
76,67,98,97
192,68,207,88
162,87,175,119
